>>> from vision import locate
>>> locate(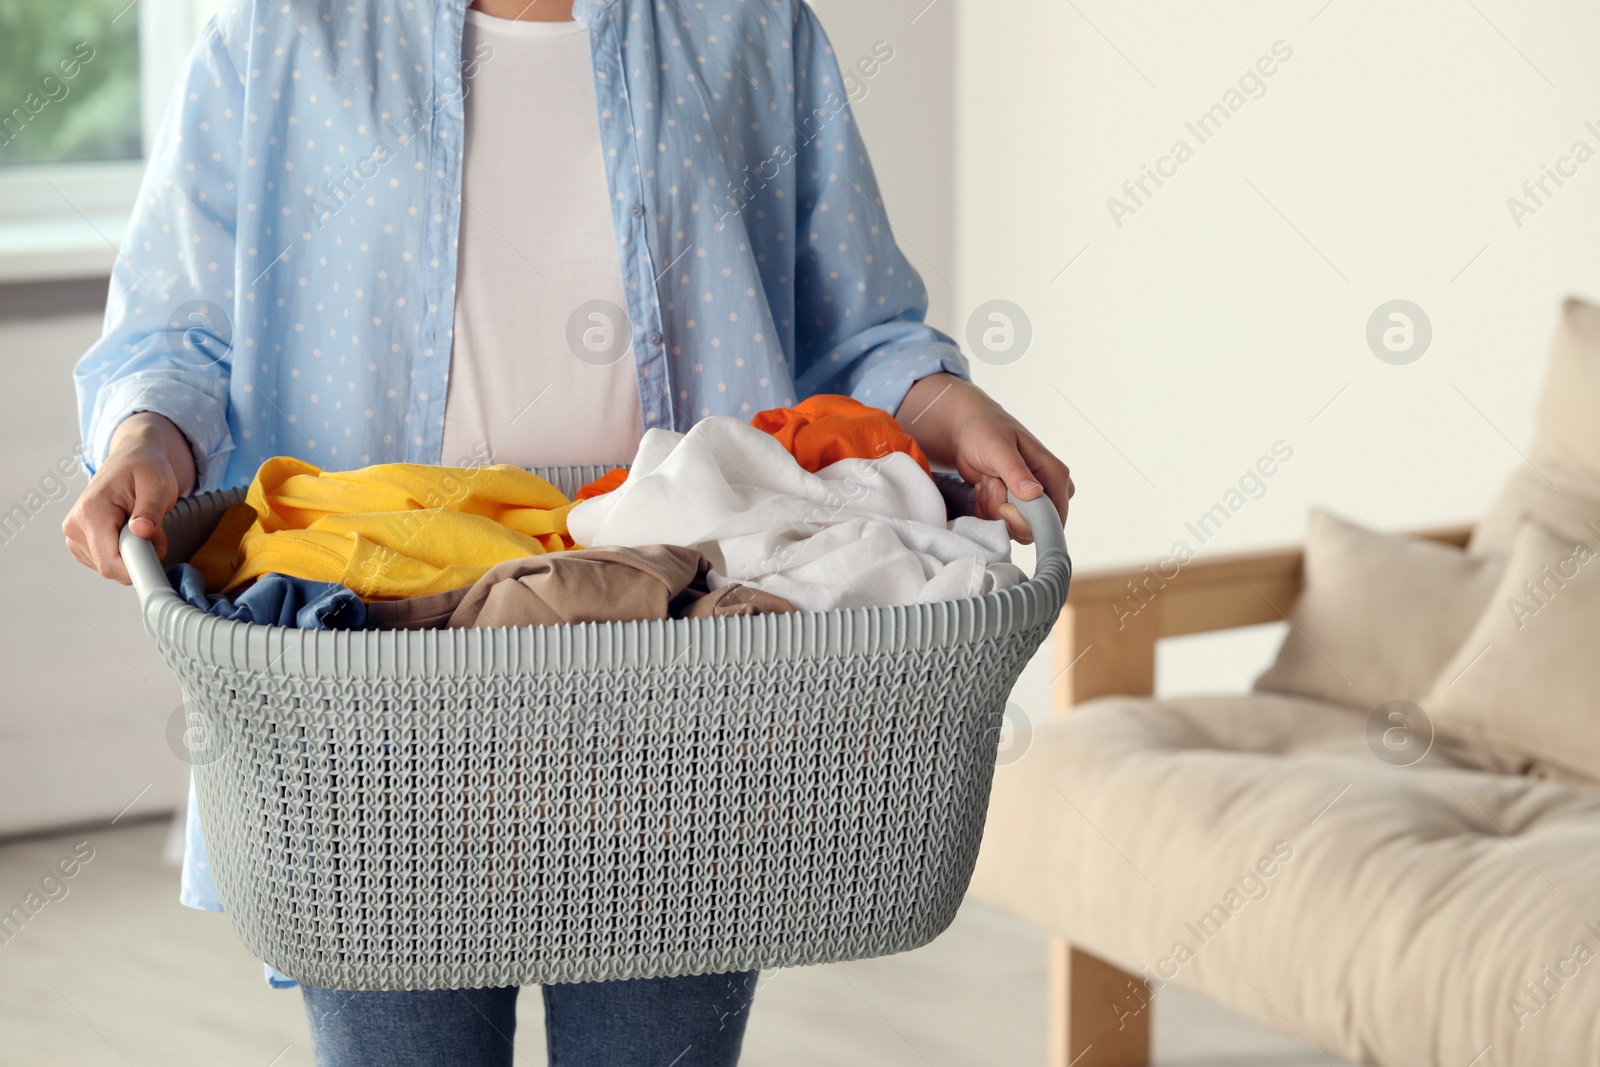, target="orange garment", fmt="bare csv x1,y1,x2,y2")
750,394,930,474
575,466,629,500
192,456,576,599
572,396,930,500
